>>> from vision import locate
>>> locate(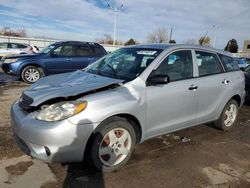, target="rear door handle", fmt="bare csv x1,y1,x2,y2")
66,58,72,61
188,85,198,91
222,79,230,84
